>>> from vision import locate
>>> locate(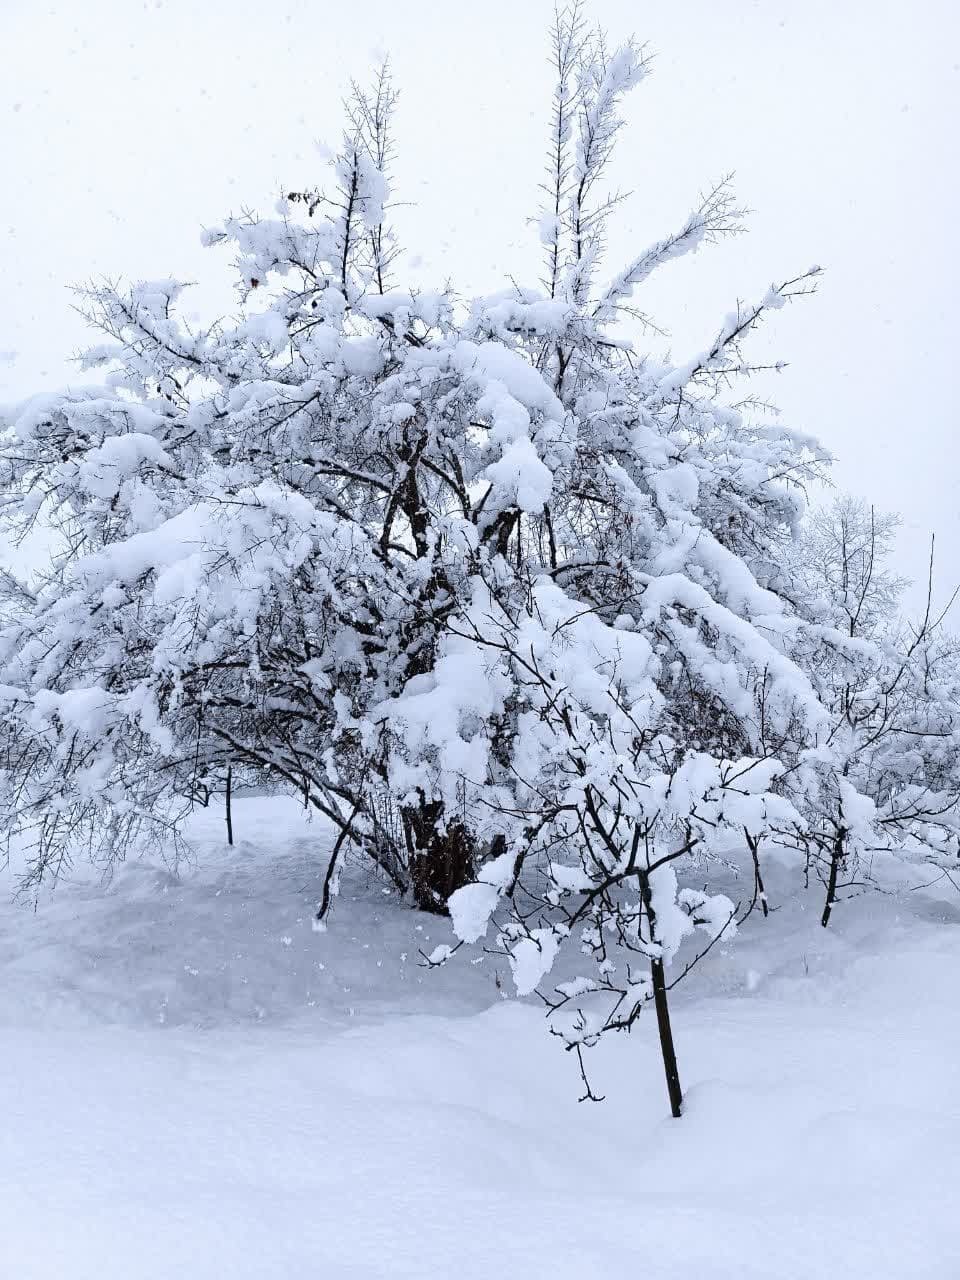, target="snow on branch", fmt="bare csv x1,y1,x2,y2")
594,177,745,325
